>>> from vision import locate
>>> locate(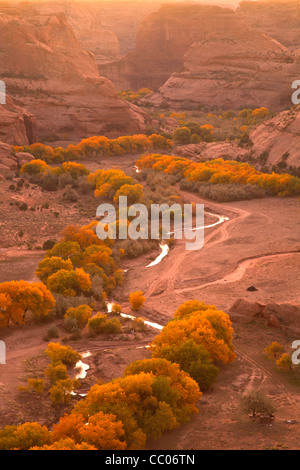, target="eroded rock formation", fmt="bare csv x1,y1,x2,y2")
229,298,300,335
250,106,300,167
99,4,241,91
99,2,299,113
0,141,34,179
148,25,298,111
237,0,300,52
0,8,146,140
0,98,36,146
